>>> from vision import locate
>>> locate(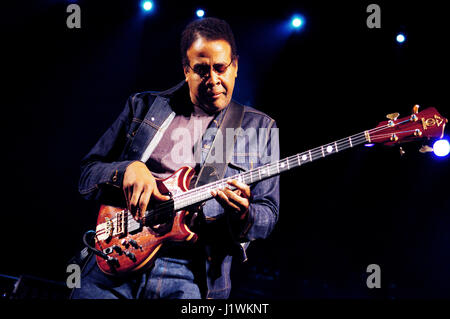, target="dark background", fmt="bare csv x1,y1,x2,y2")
2,0,449,299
